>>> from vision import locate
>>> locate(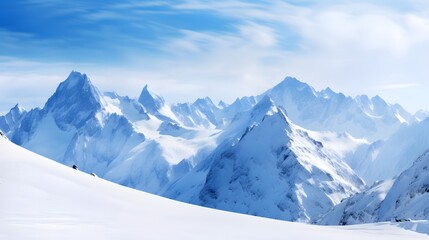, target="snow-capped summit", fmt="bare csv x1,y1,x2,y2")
44,71,105,130
217,96,281,142
271,76,317,97
320,87,336,99
9,103,26,115
415,110,429,122
138,85,165,114
3,71,423,225
7,71,146,170
171,96,223,128
259,78,415,141
0,103,27,136
137,85,180,123
250,95,279,118
218,100,228,109
165,98,364,222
